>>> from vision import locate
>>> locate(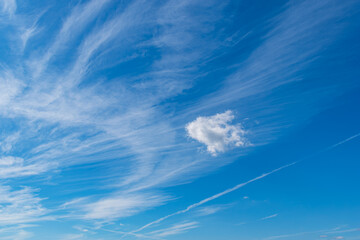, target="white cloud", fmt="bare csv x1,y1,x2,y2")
0,156,23,166
84,194,167,220
0,1,356,239
0,132,20,153
0,72,23,107
0,185,48,225
149,221,198,237
196,204,231,216
7,230,33,240
64,193,168,221
0,230,33,240
186,110,247,155
0,156,50,179
20,25,38,50
265,227,360,240
30,0,111,78
1,0,16,16
260,213,278,221
62,234,84,240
